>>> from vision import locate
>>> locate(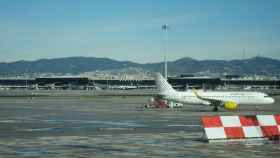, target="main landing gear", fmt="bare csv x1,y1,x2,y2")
212,106,218,112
